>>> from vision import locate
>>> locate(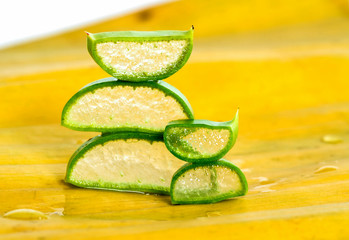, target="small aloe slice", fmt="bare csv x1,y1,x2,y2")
66,132,184,194
170,159,248,204
87,28,193,81
61,77,194,133
164,110,238,162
